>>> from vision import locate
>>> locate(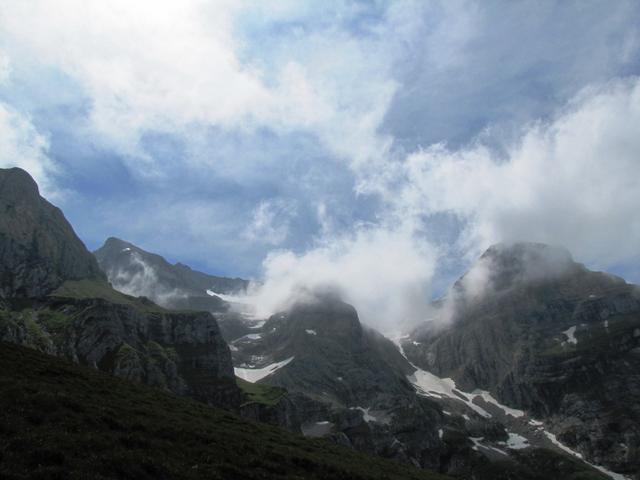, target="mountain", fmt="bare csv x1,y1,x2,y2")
0,167,105,299
94,237,248,312
99,234,621,478
0,341,449,480
4,167,626,478
230,292,613,479
402,242,640,478
0,167,240,410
